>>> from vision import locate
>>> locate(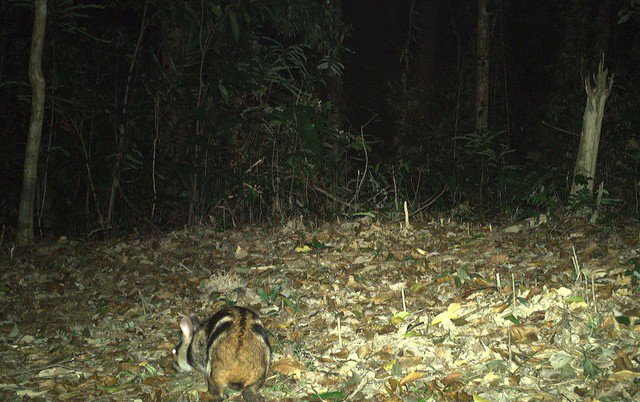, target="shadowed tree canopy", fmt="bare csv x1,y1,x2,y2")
1,0,639,240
